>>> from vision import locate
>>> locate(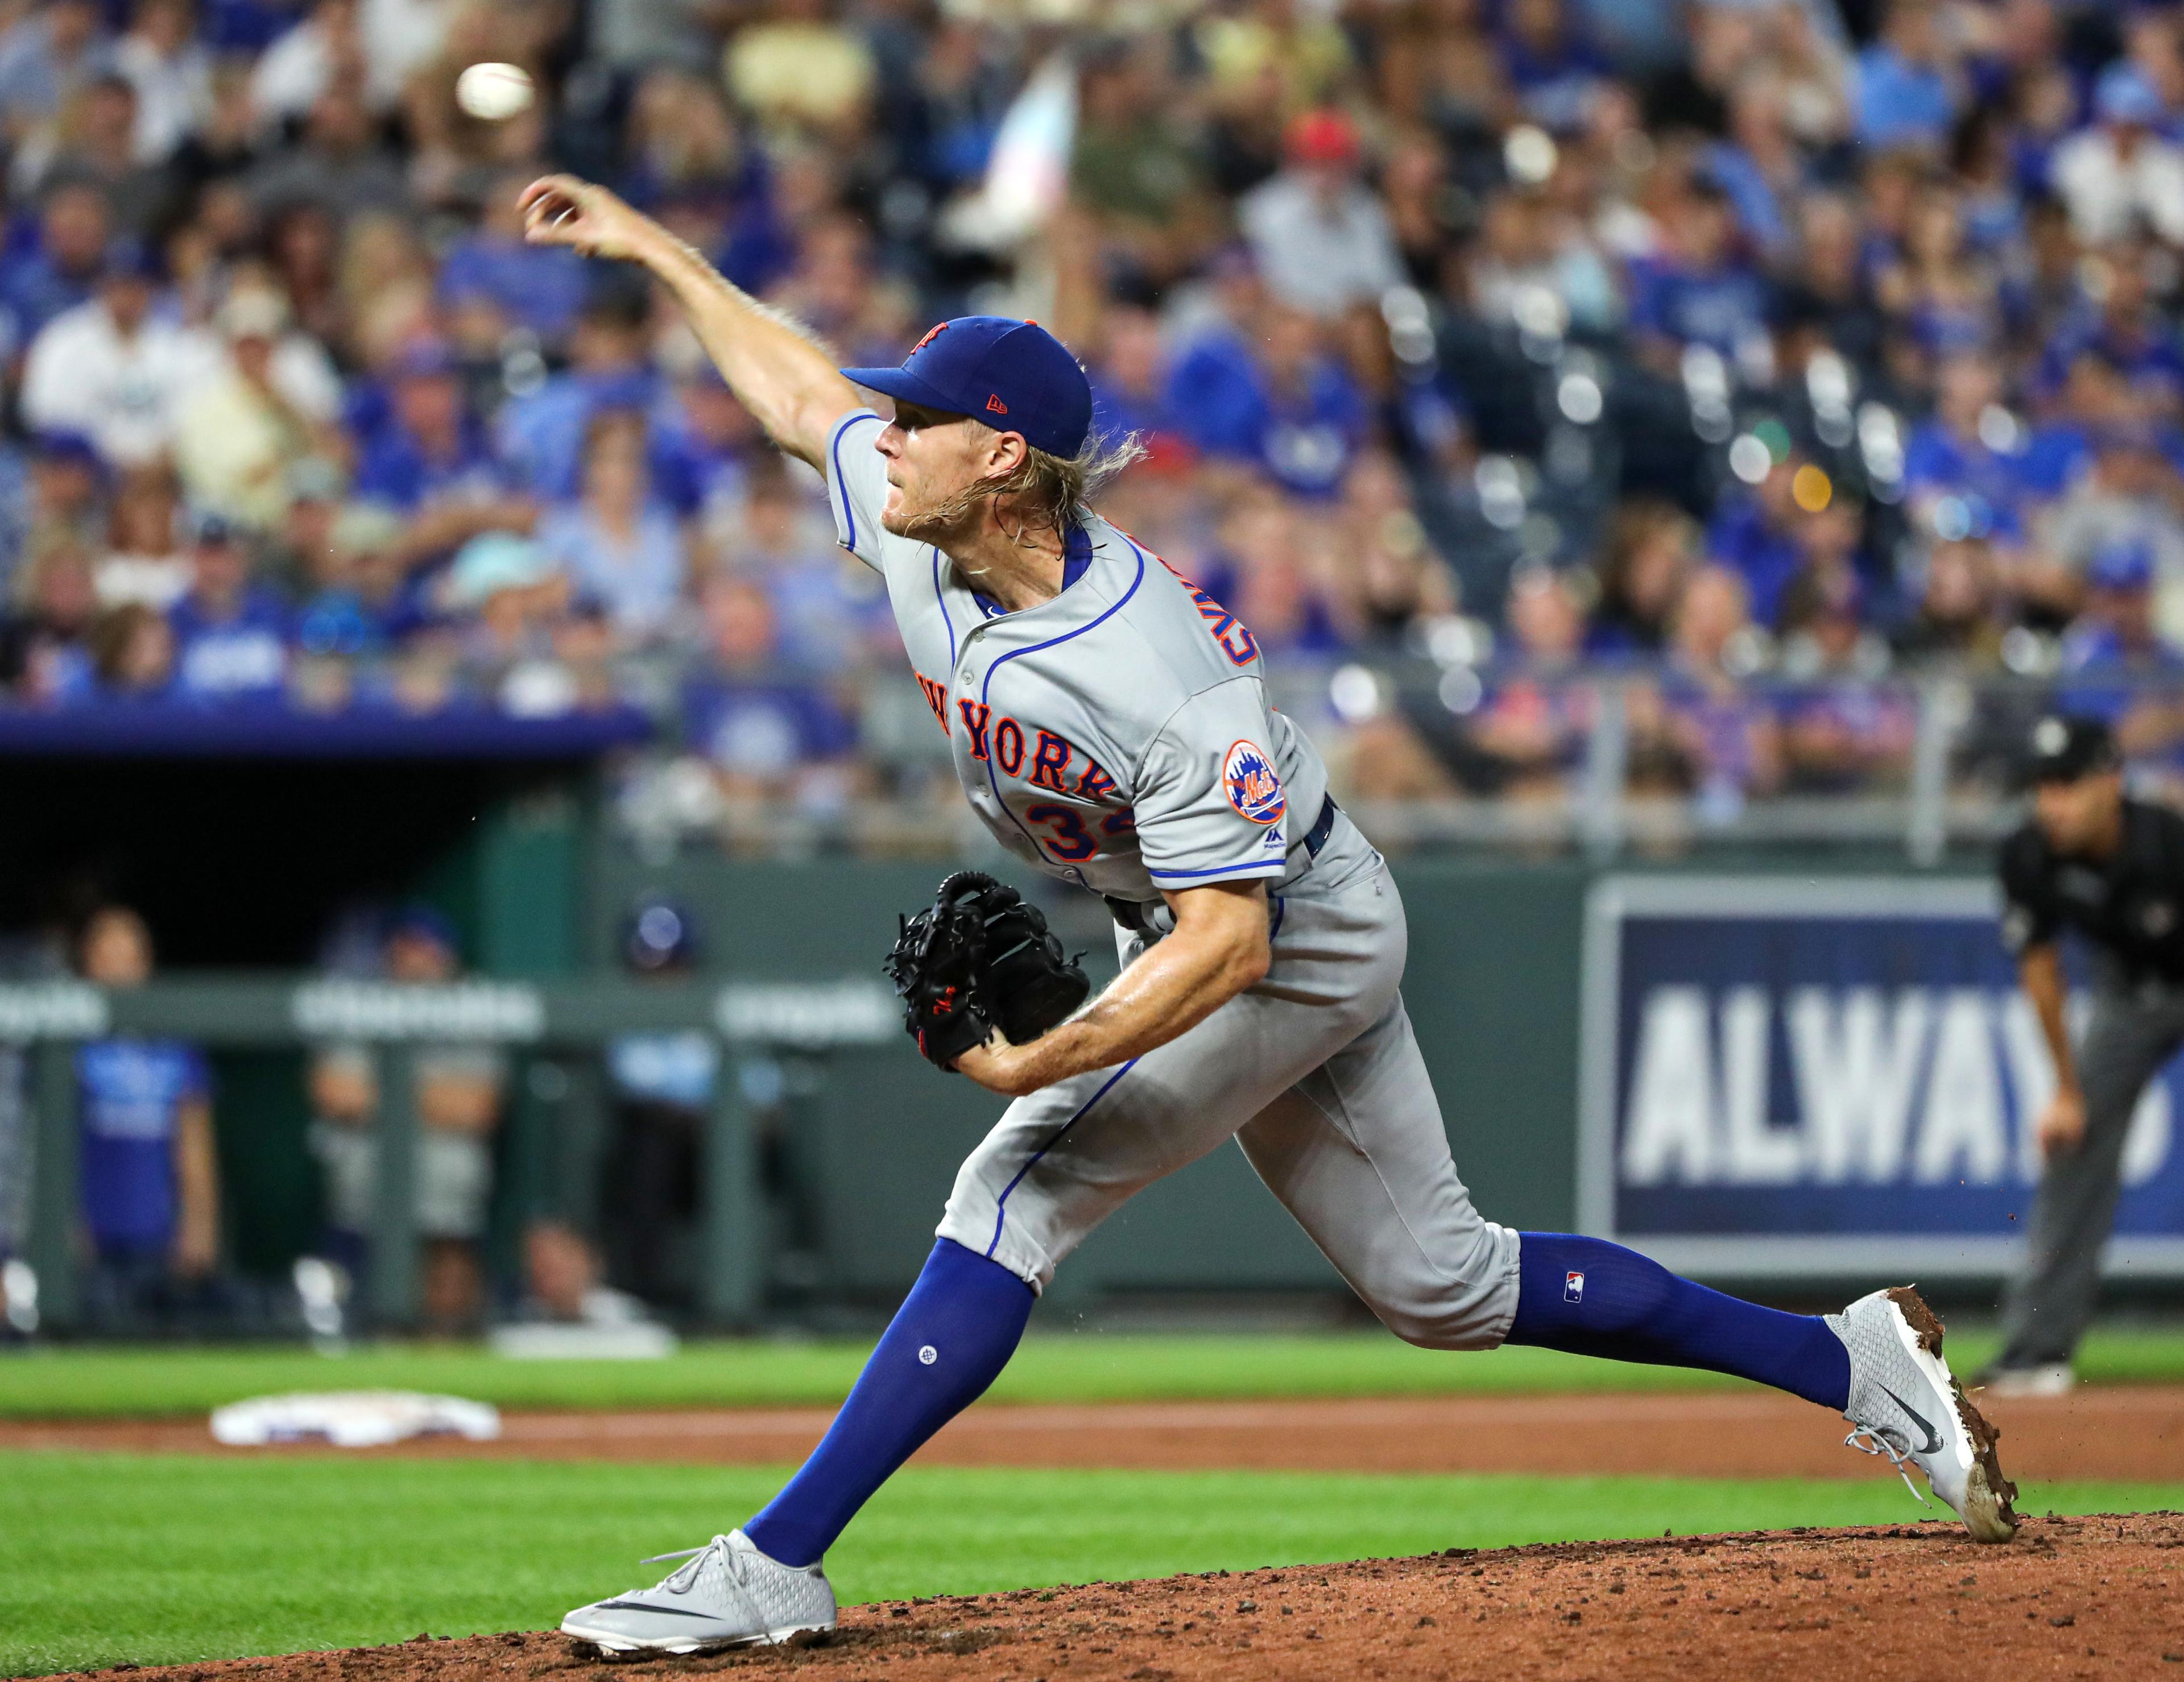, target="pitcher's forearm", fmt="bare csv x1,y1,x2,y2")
631,227,859,466
1015,930,1261,1085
